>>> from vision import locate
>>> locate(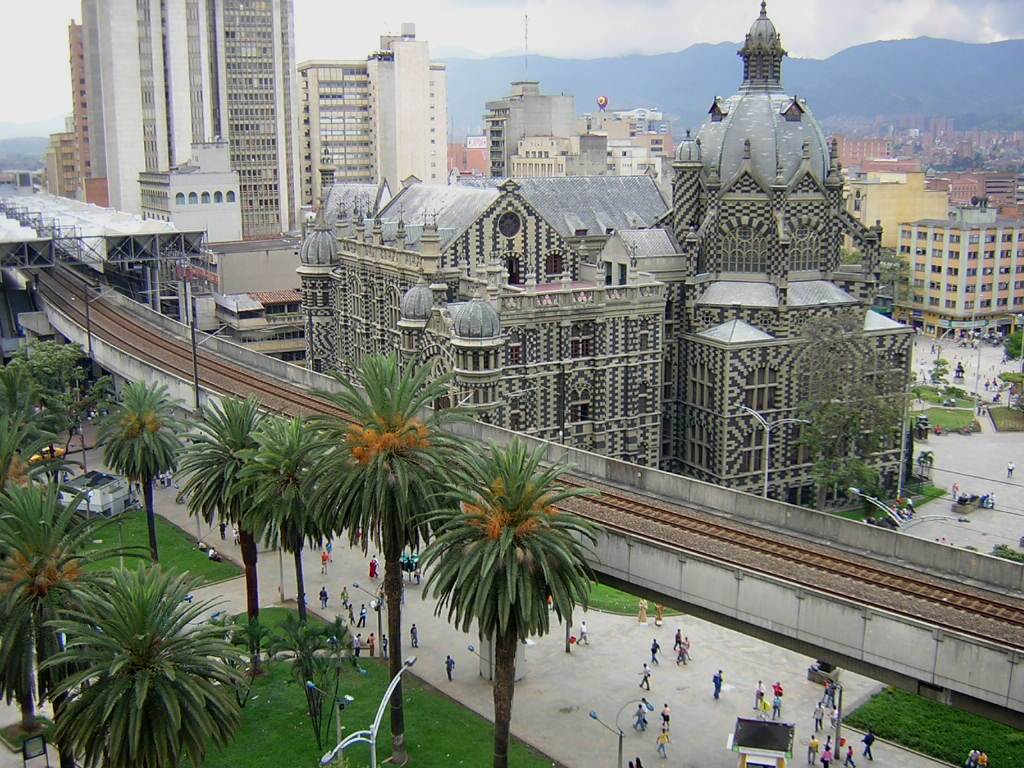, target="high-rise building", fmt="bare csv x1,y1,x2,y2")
45,127,79,199
78,0,299,238
484,82,575,177
844,171,948,250
299,24,447,208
